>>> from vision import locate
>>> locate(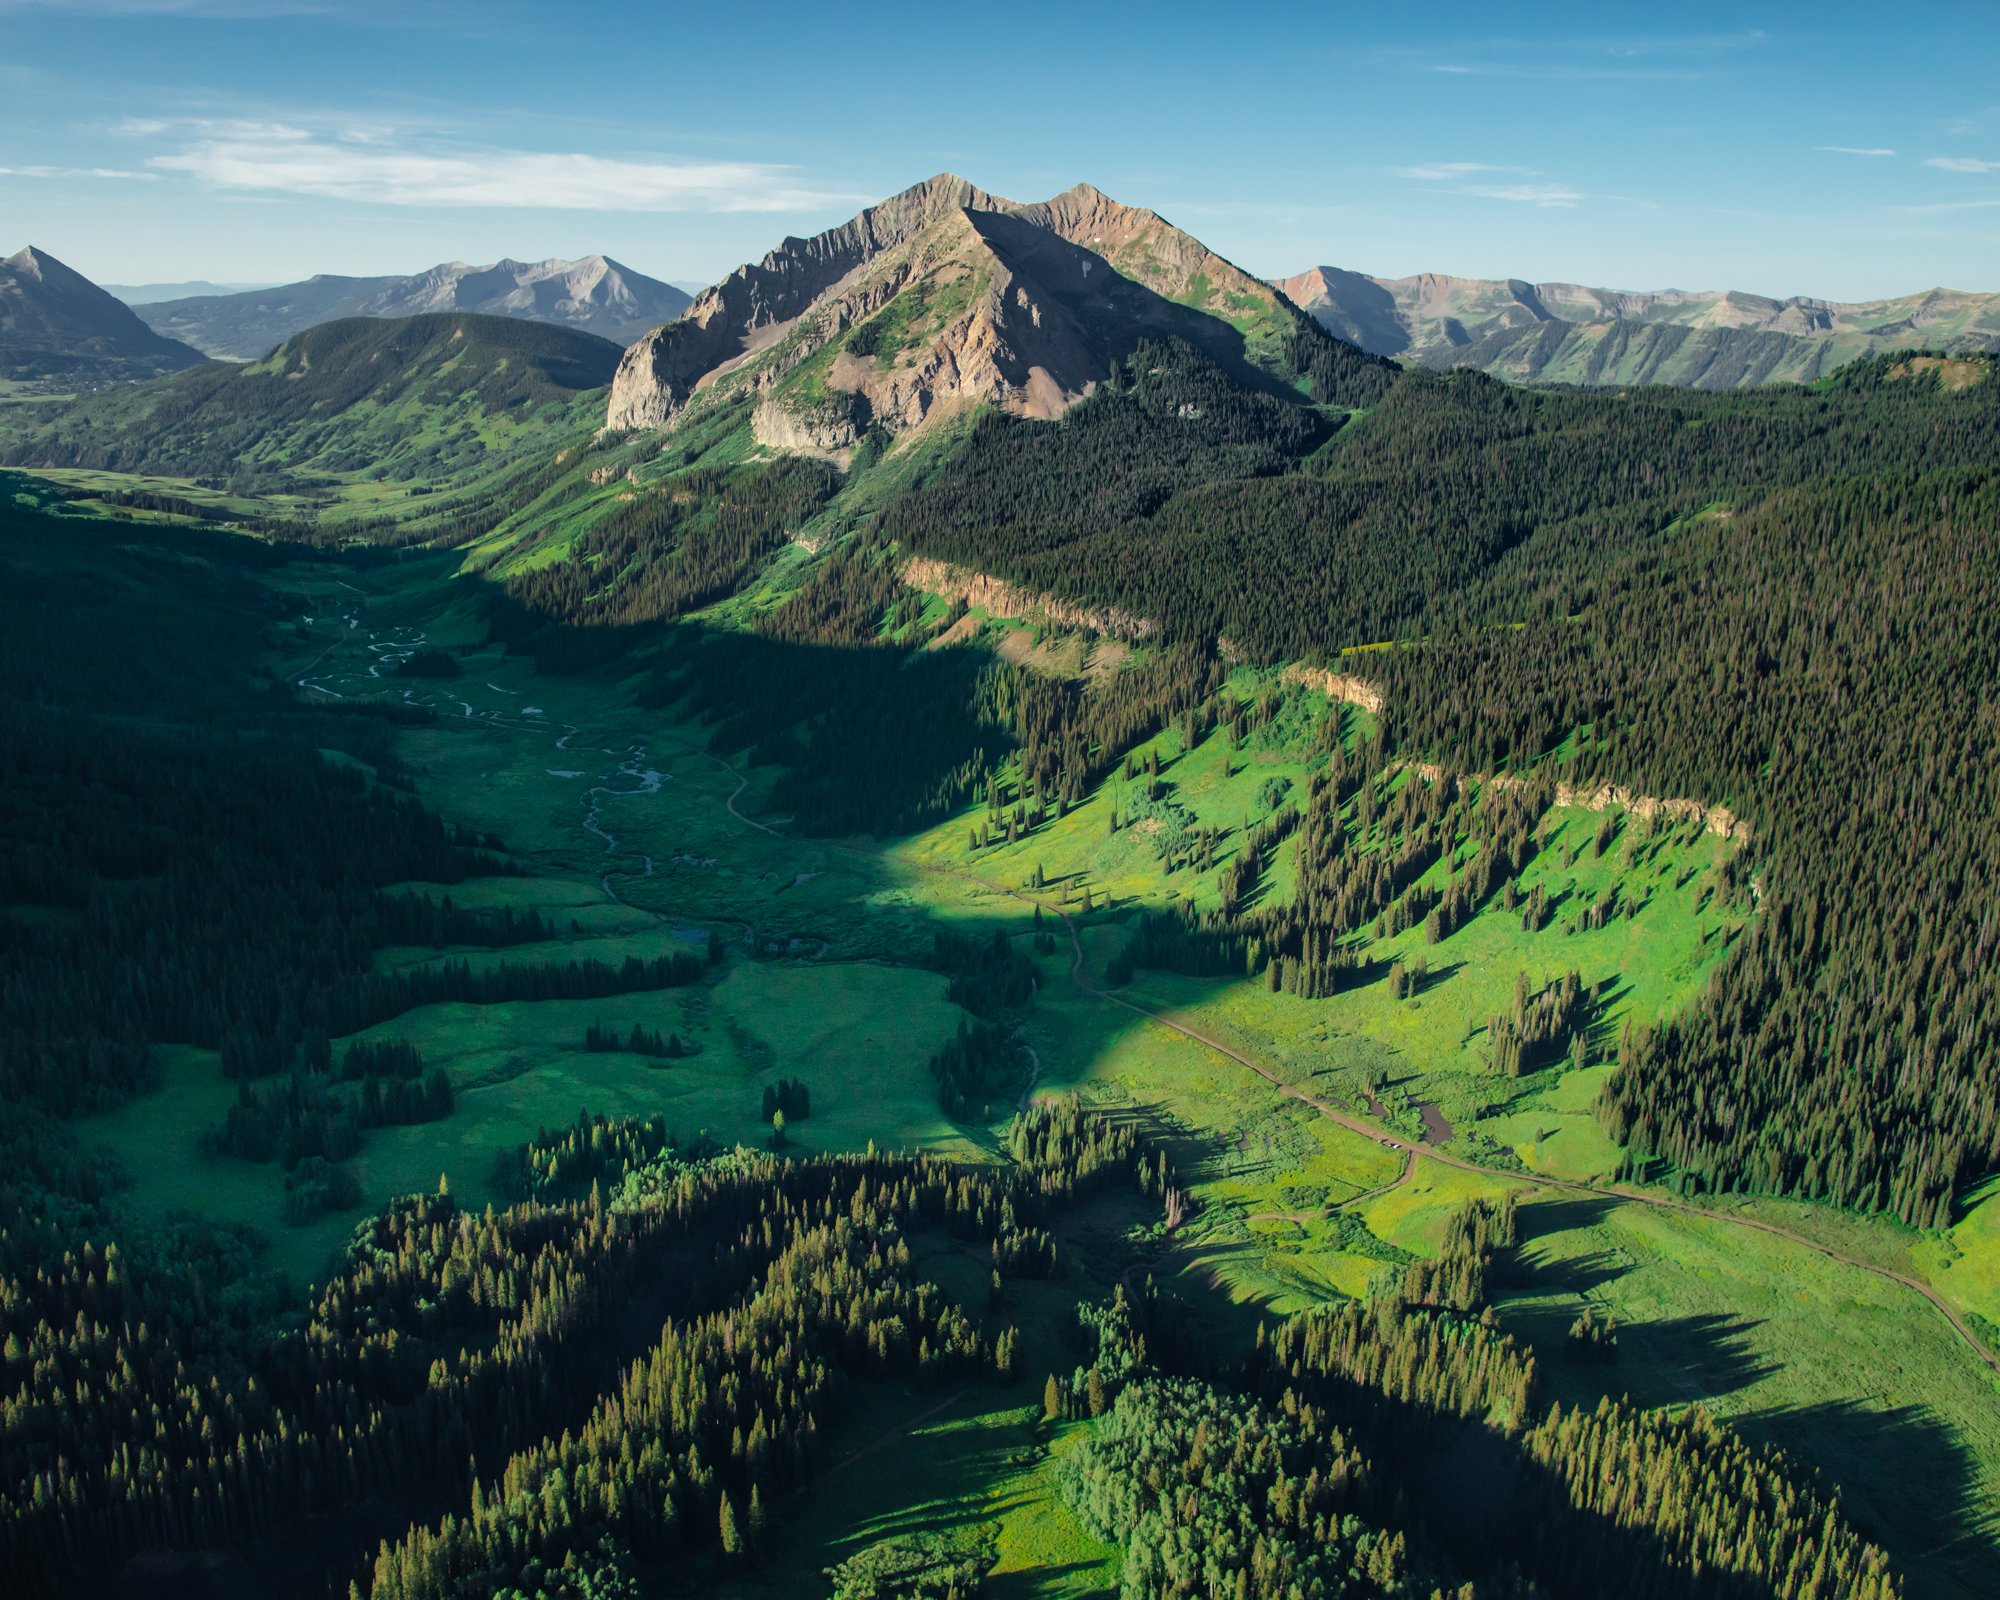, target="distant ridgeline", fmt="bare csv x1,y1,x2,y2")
1278,266,2000,389
0,312,617,532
